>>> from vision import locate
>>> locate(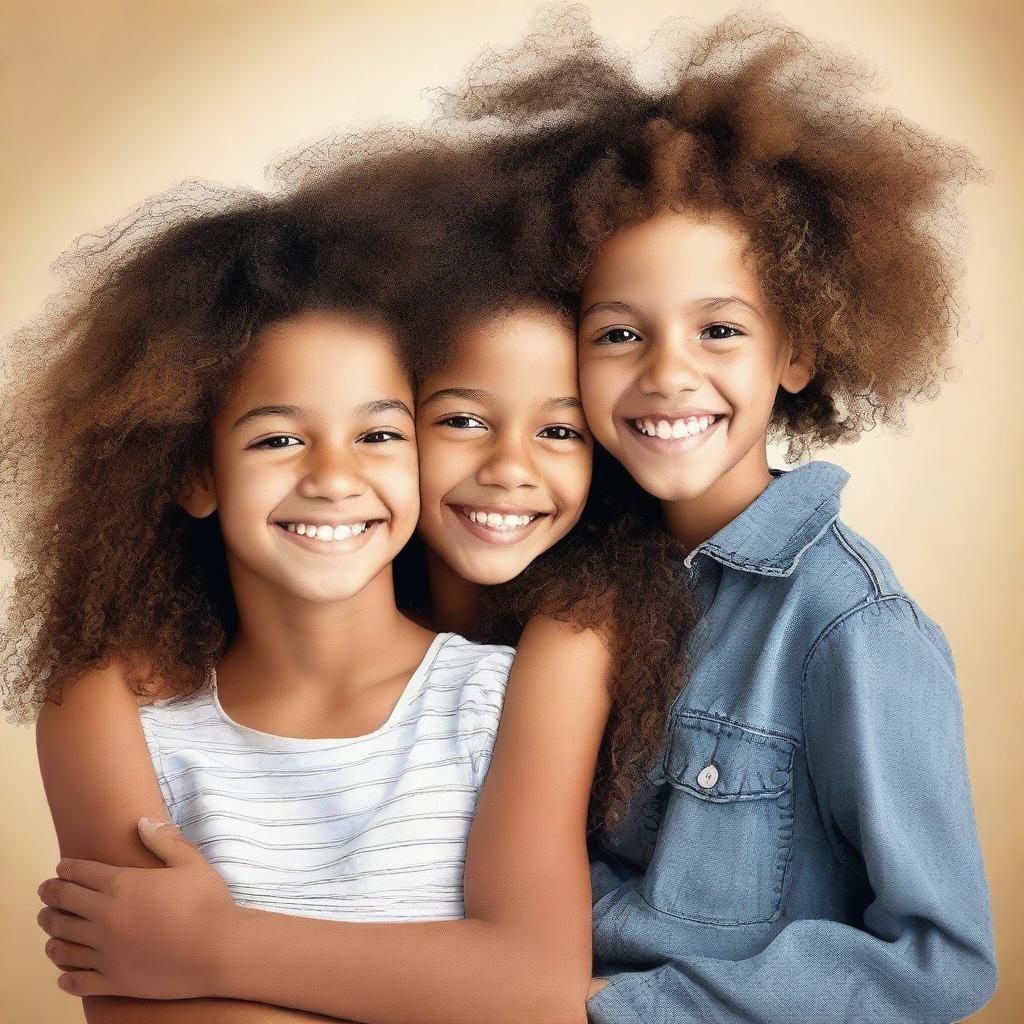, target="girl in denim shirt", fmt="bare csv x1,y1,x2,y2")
538,13,994,1023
